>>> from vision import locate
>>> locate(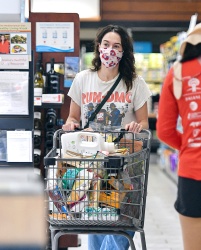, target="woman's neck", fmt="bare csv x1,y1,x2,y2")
98,66,119,81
